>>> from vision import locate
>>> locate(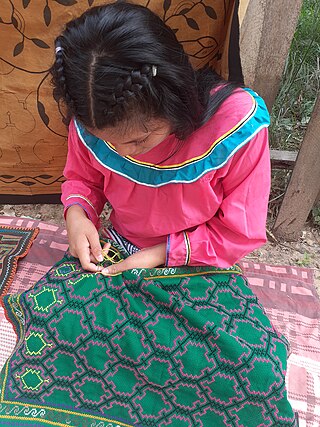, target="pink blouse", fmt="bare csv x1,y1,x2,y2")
61,88,271,268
